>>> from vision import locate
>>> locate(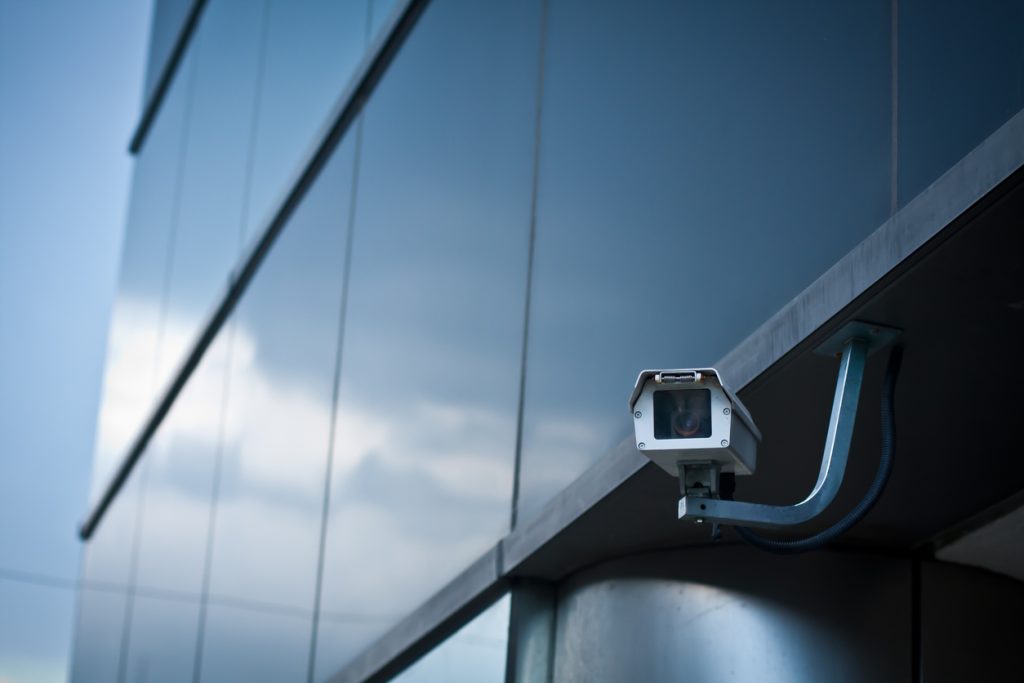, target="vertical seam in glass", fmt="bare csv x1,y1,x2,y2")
114,462,151,683
66,556,93,681
510,0,551,531
304,15,377,681
236,0,273,249
115,44,200,683
192,6,270,676
190,321,238,683
890,0,900,212
305,112,366,683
